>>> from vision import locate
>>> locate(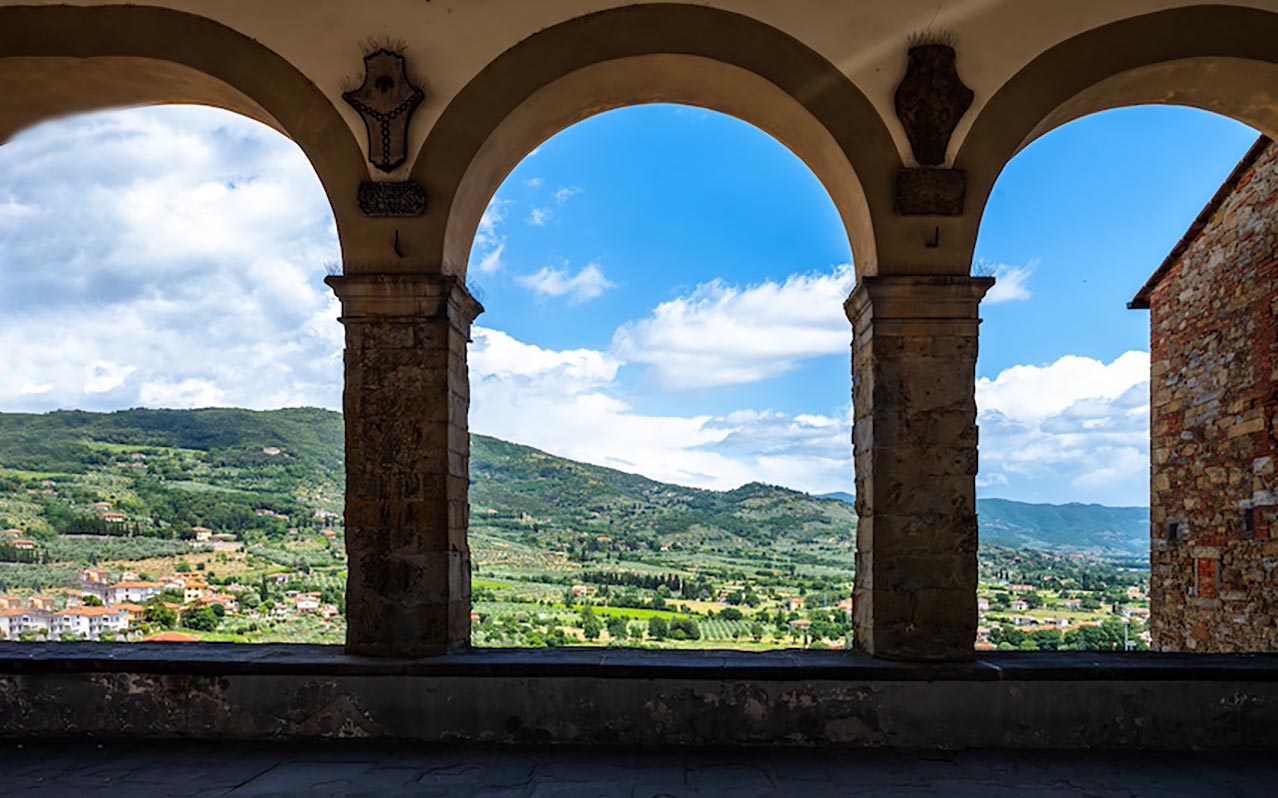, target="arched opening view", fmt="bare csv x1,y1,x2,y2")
0,106,346,643
972,107,1262,652
464,105,861,649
